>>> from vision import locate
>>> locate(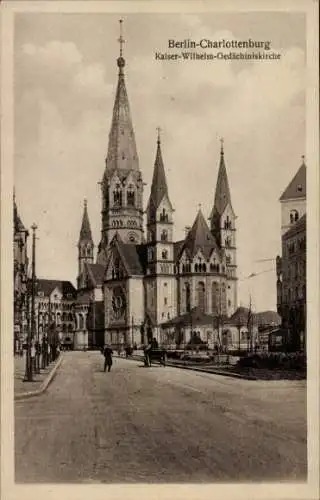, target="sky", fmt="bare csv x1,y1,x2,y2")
14,11,306,312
